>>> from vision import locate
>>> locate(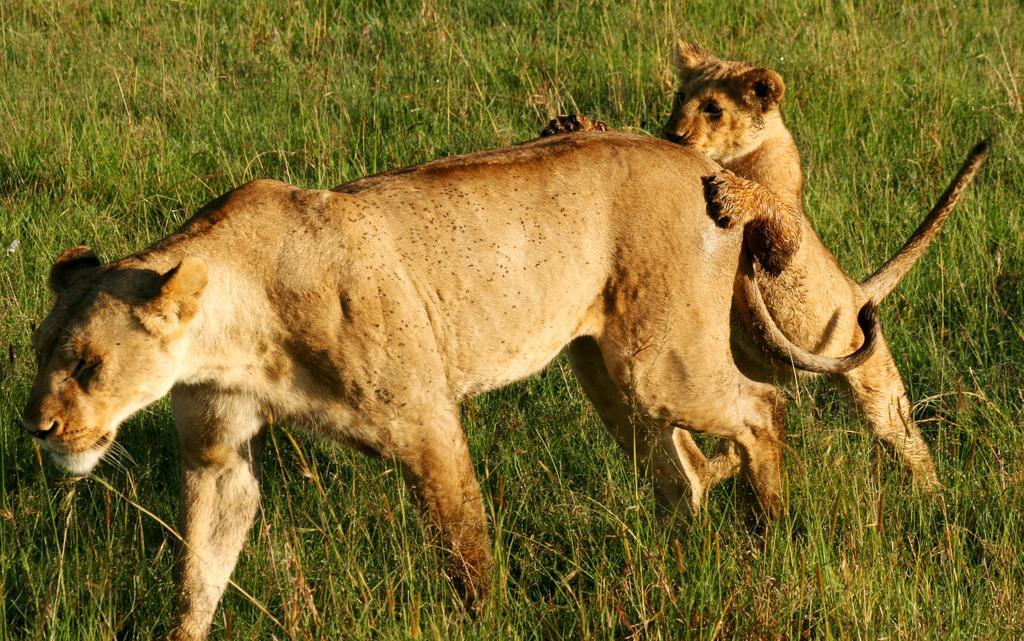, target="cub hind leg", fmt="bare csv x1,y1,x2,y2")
840,337,940,488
